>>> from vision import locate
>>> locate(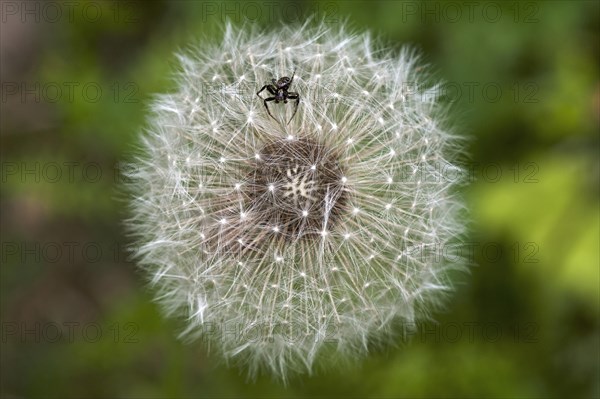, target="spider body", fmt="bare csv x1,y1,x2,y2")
256,70,300,124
